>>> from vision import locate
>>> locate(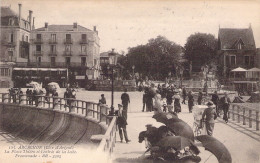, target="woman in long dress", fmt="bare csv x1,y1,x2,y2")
173,92,181,113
